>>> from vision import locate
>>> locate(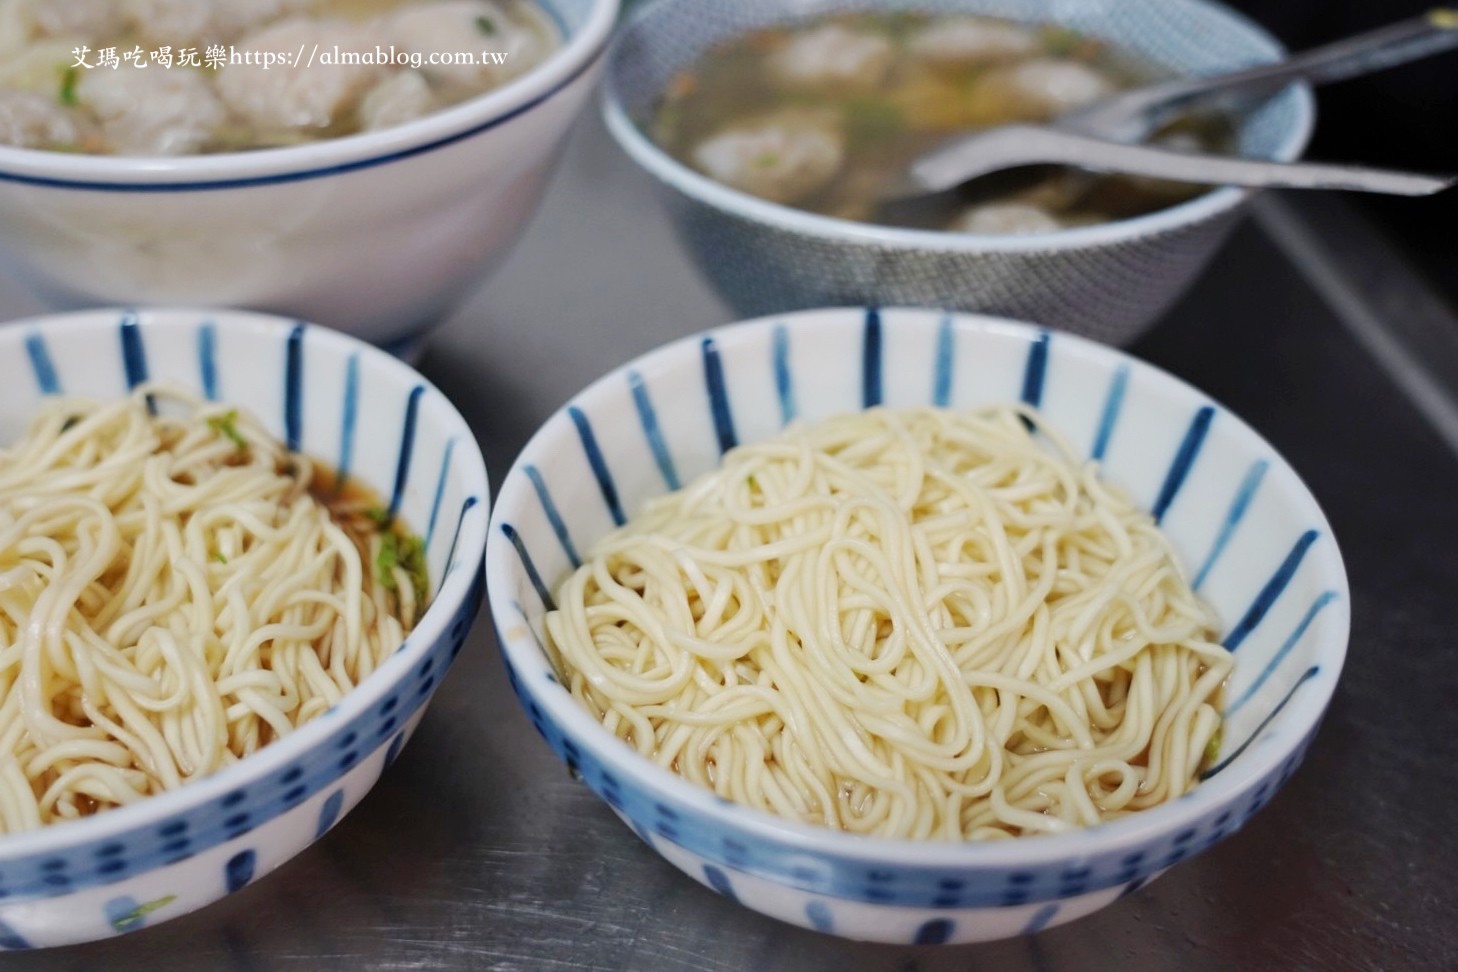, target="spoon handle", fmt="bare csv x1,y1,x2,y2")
1065,10,1458,140
907,126,1457,196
